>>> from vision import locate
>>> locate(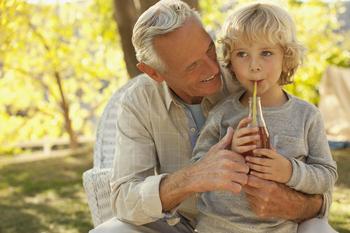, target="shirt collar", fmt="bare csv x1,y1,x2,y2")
161,75,228,114
162,81,180,111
